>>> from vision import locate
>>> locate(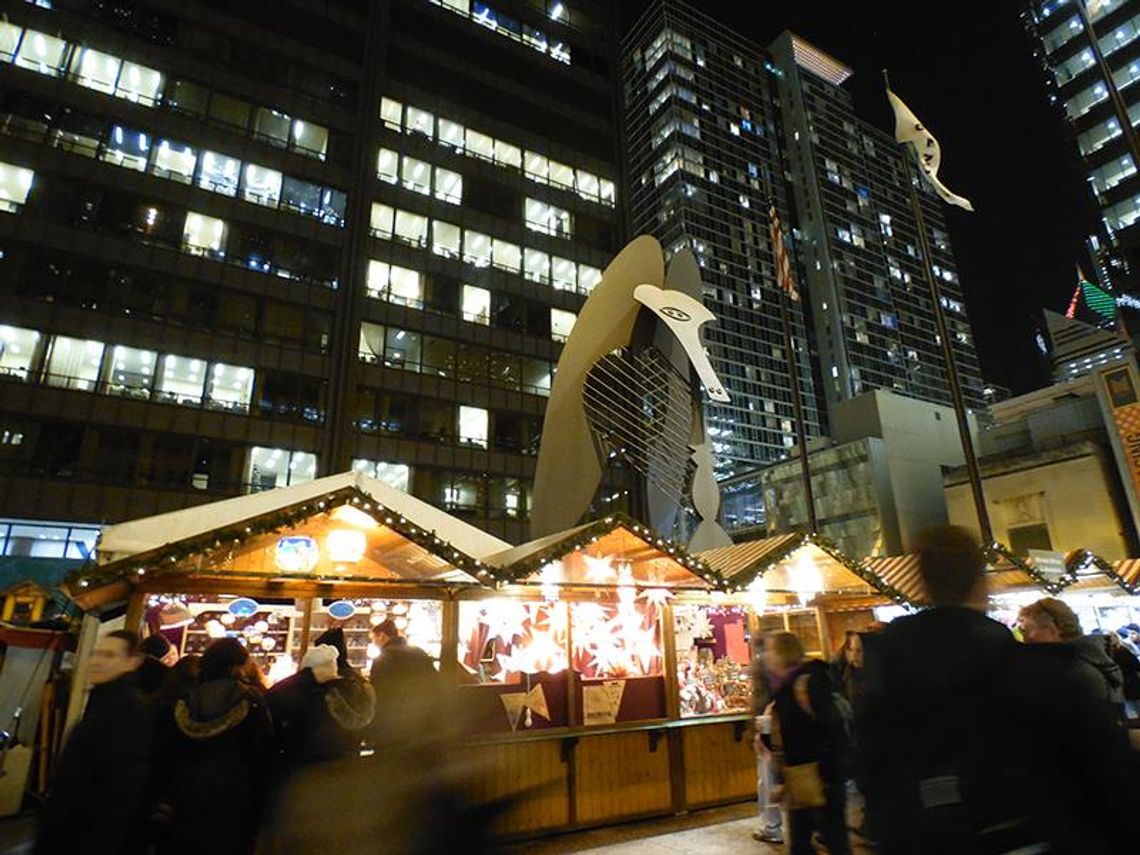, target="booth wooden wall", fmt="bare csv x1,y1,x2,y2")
468,715,755,838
